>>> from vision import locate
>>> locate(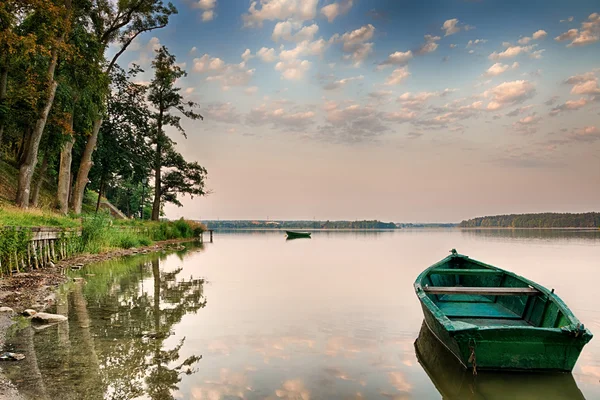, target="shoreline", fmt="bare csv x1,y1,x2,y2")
0,237,200,314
